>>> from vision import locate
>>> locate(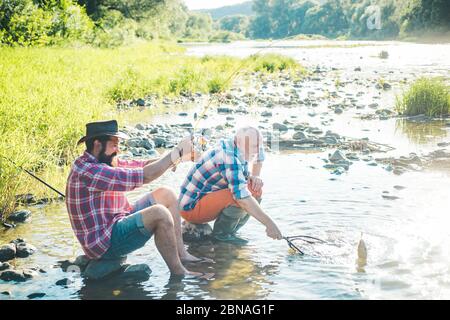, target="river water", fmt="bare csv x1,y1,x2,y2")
1,40,450,300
